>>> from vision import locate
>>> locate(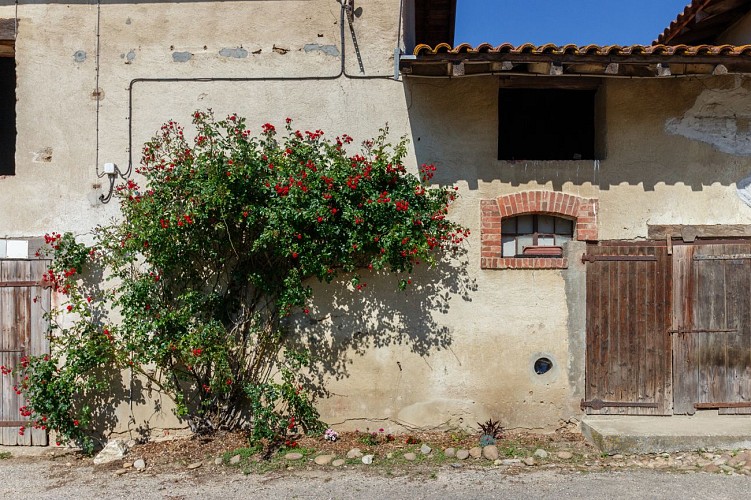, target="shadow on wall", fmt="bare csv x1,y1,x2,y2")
66,262,170,448
286,247,476,399
404,74,751,191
